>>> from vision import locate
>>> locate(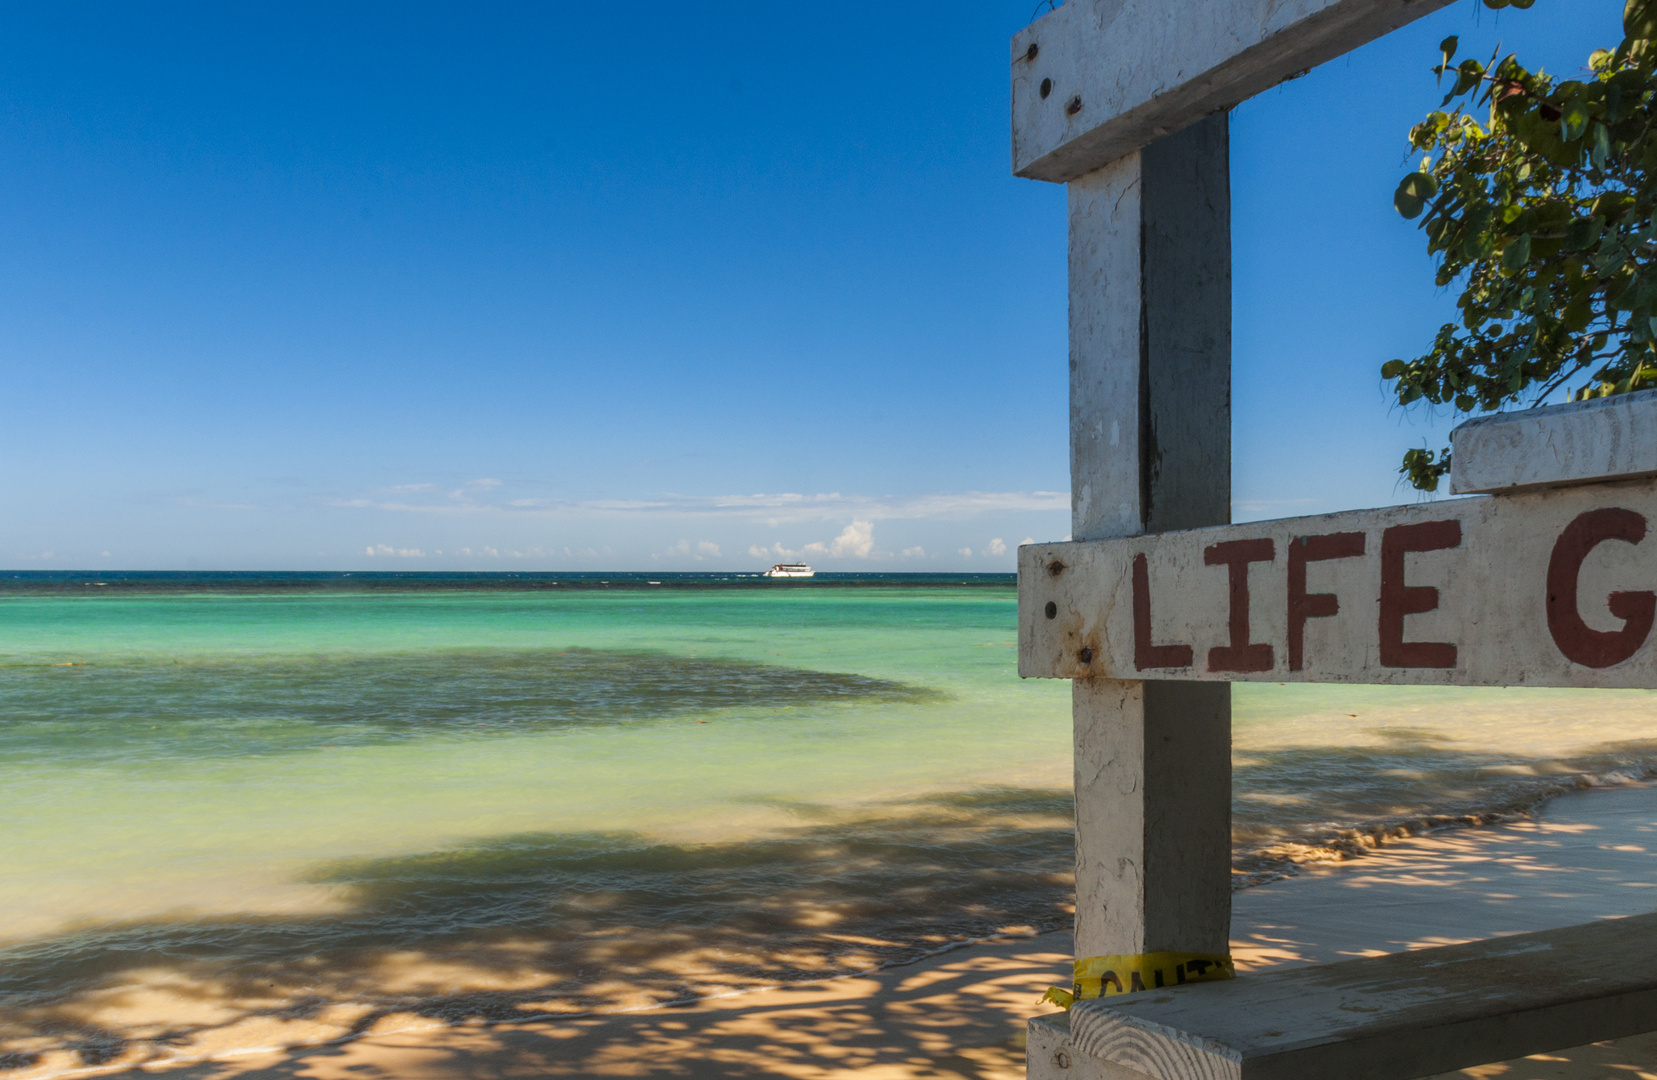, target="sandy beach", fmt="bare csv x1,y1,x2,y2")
59,781,1657,1080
